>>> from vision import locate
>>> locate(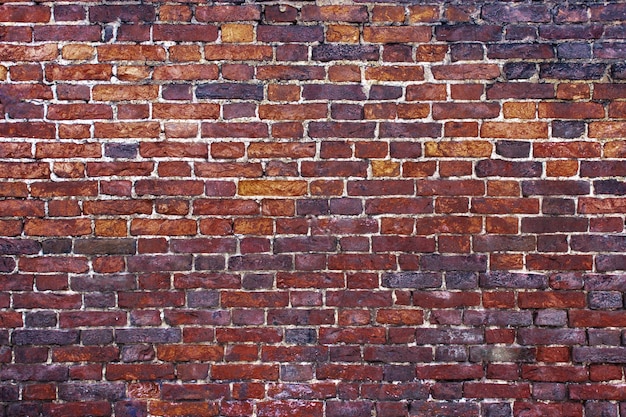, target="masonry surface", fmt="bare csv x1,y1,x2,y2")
1,1,626,416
